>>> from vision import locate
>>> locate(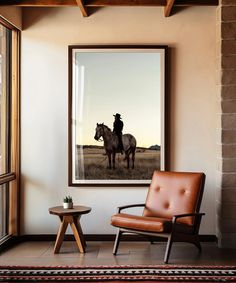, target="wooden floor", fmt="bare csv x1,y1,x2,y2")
0,241,236,266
